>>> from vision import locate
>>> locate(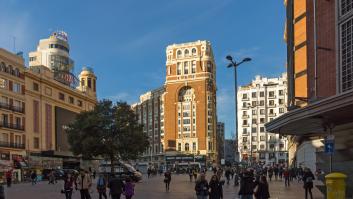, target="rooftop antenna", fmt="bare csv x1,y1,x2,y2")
13,36,16,53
